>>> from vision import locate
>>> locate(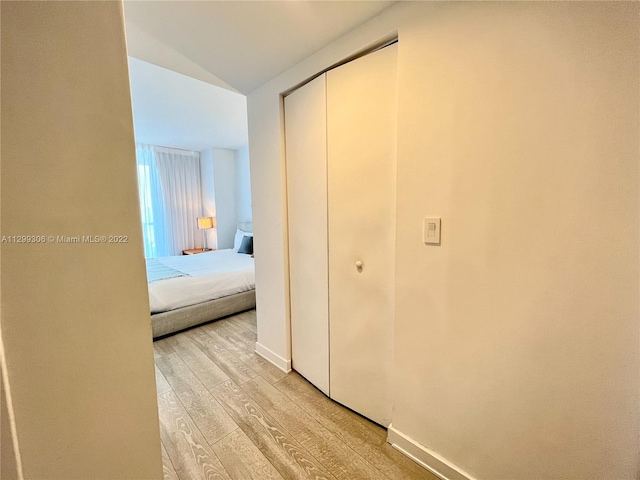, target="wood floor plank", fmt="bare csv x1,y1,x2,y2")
155,312,435,480
228,309,258,334
161,441,180,480
186,327,259,385
276,372,386,443
166,334,229,388
203,318,256,348
158,391,231,480
212,429,285,480
155,337,177,360
275,373,435,480
211,379,337,480
156,365,173,395
202,323,287,384
218,315,258,343
201,321,255,354
242,376,388,480
155,342,238,445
